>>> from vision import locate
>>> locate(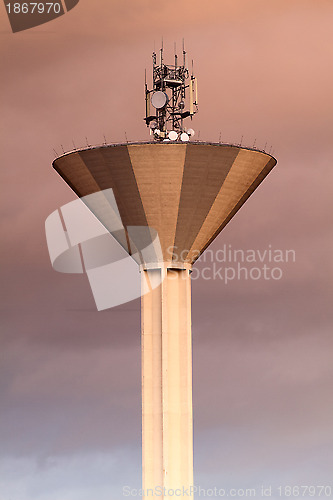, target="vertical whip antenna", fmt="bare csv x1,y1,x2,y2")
160,37,163,67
